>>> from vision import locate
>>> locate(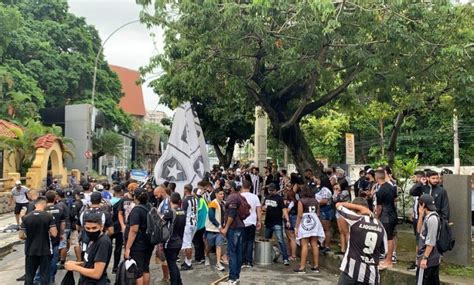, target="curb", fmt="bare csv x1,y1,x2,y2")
0,239,22,257
319,251,461,285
